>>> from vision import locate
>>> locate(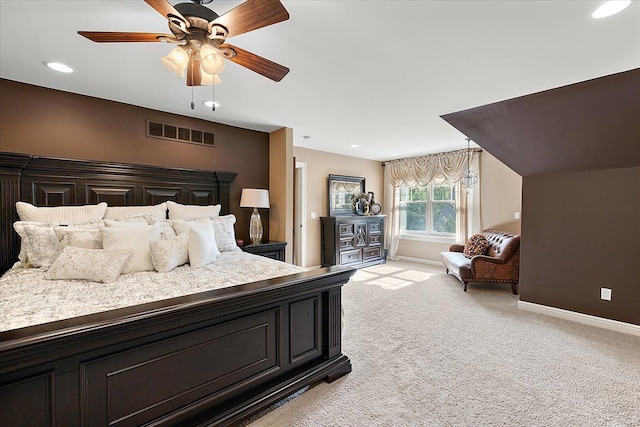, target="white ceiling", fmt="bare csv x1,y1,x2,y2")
1,1,638,161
